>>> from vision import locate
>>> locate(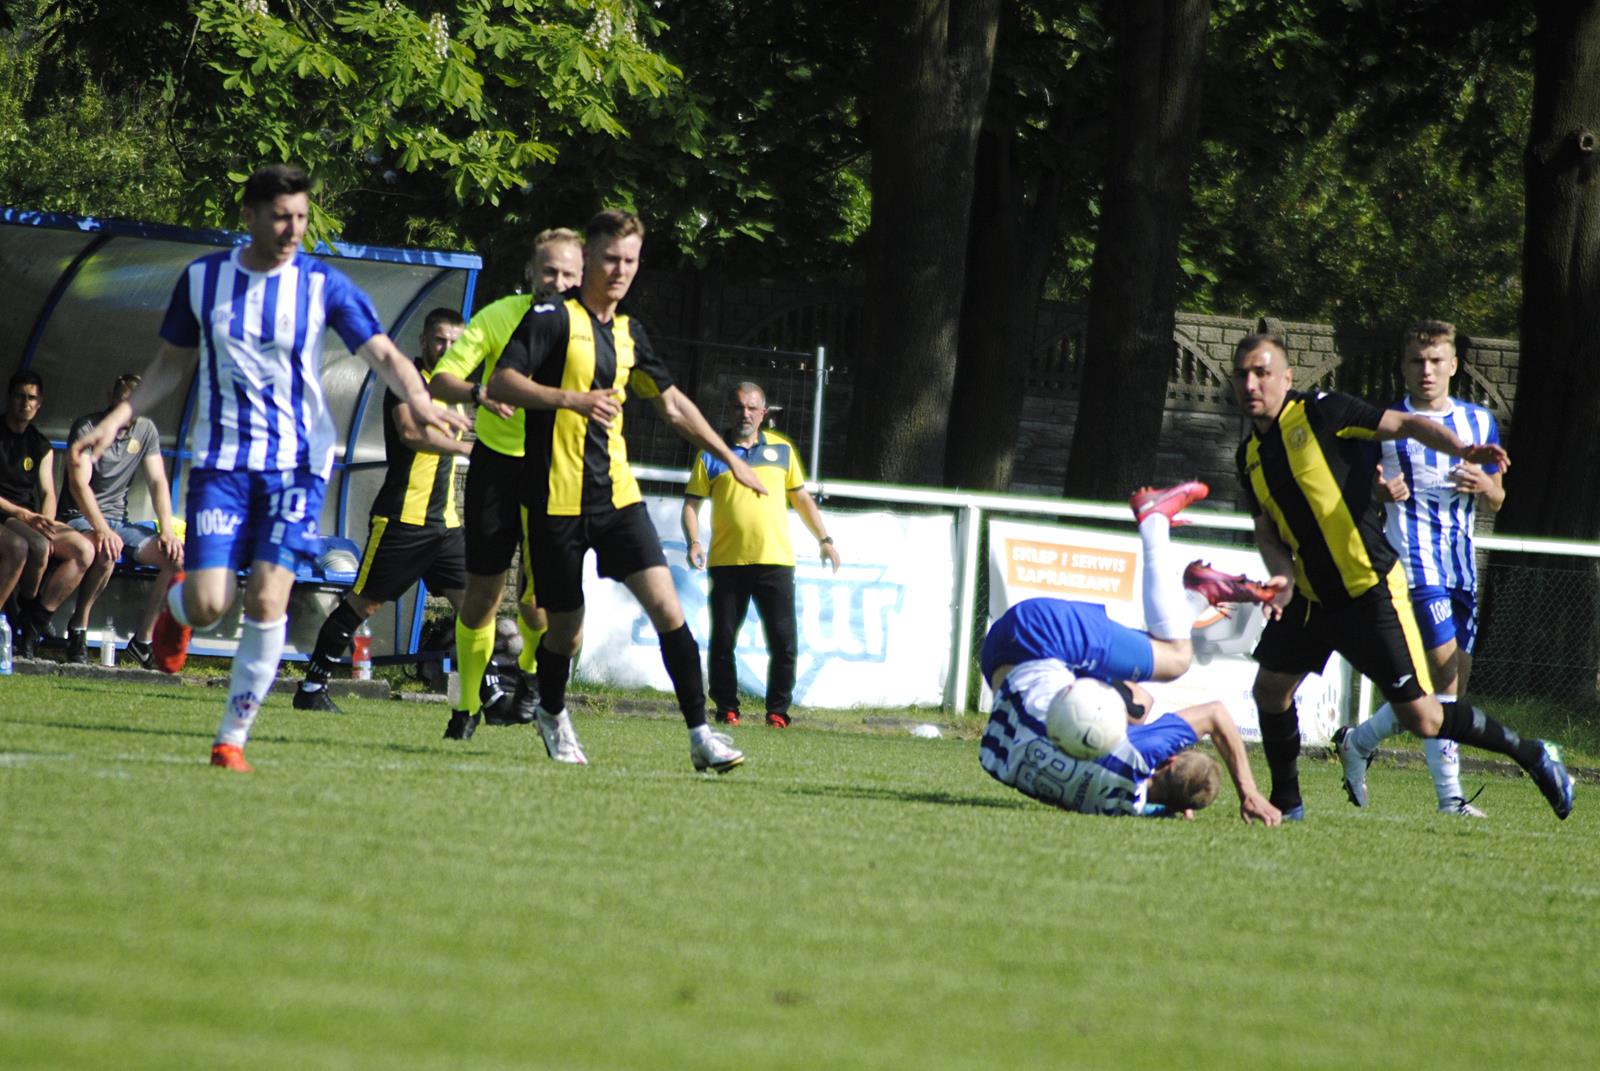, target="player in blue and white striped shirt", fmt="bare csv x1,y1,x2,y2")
978,483,1280,824
73,165,469,772
1337,320,1505,816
